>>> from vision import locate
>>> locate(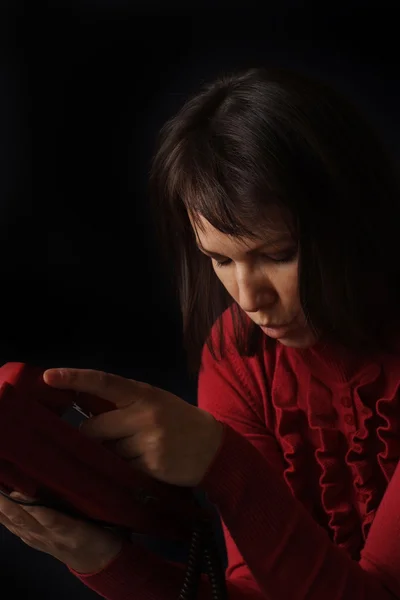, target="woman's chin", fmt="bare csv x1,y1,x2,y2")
270,328,318,349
